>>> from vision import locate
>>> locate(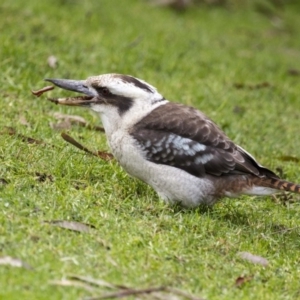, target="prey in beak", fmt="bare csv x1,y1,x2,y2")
45,78,98,106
